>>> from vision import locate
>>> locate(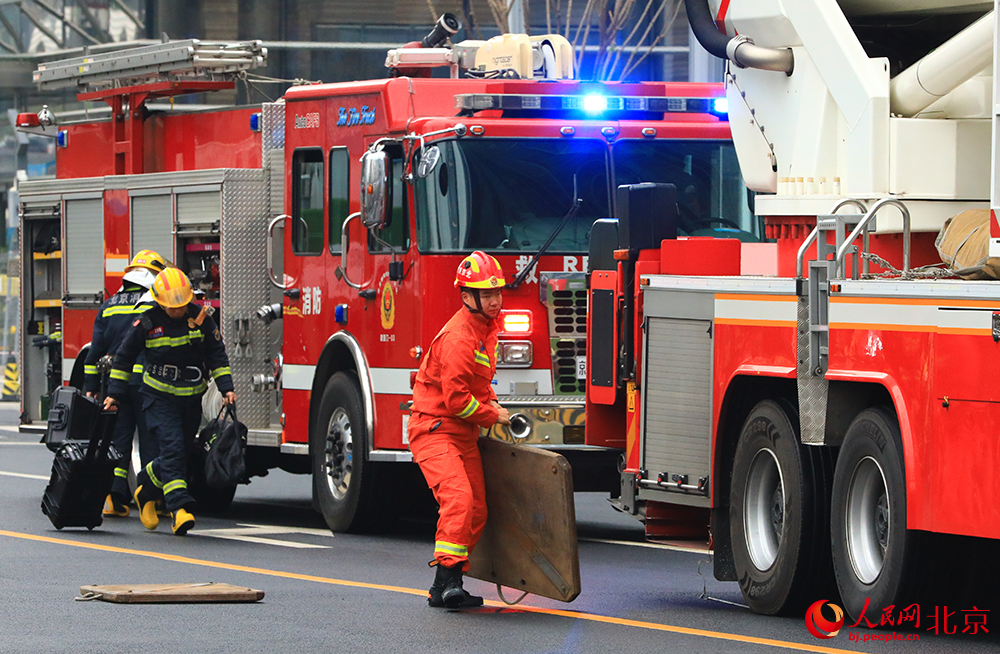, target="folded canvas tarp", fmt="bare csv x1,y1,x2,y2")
935,209,1000,280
